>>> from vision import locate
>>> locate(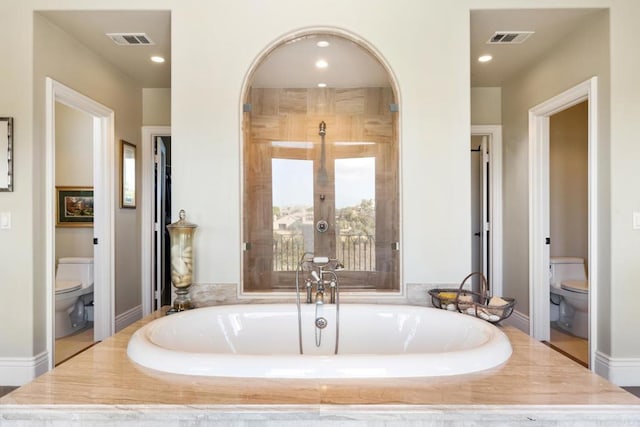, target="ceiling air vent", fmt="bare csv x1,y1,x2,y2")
106,33,155,46
487,31,534,44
